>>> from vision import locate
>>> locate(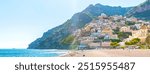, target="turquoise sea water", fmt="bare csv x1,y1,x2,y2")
0,49,67,57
